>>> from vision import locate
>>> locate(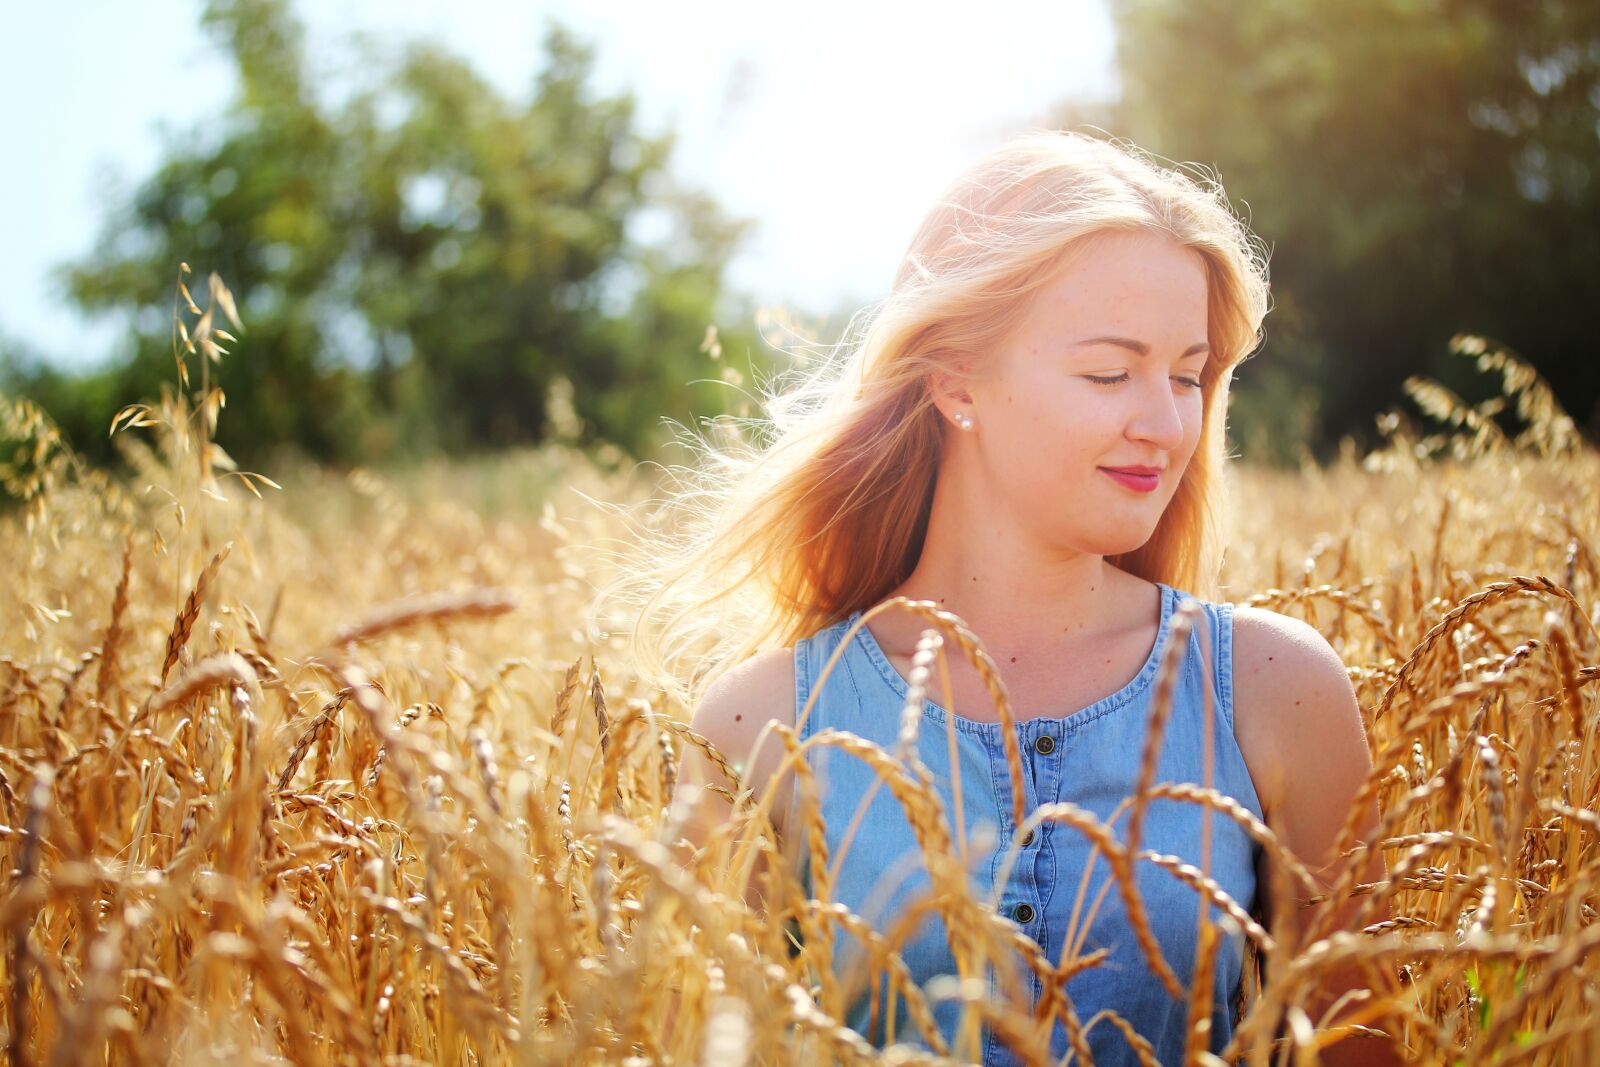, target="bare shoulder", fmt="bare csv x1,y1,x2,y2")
685,646,798,833
1231,605,1357,692
1230,606,1373,865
